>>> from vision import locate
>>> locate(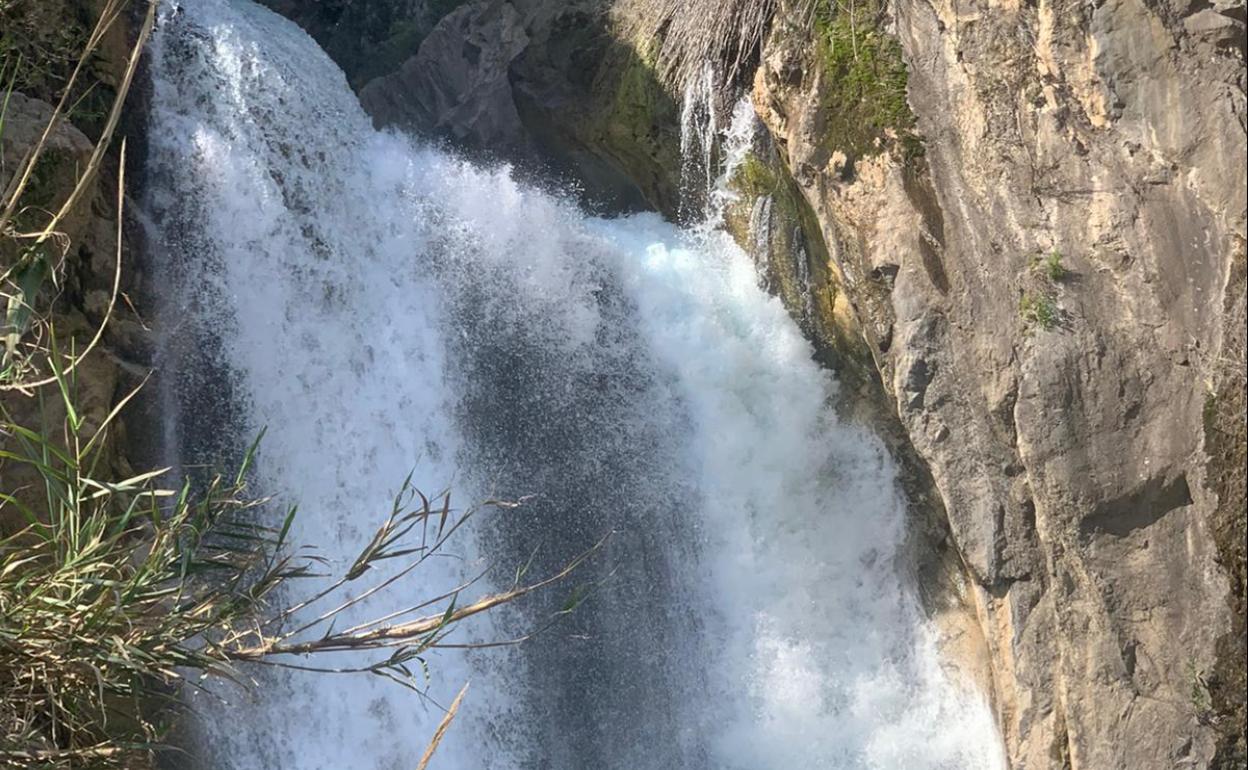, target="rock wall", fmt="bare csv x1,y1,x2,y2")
265,0,685,216
751,0,1246,765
